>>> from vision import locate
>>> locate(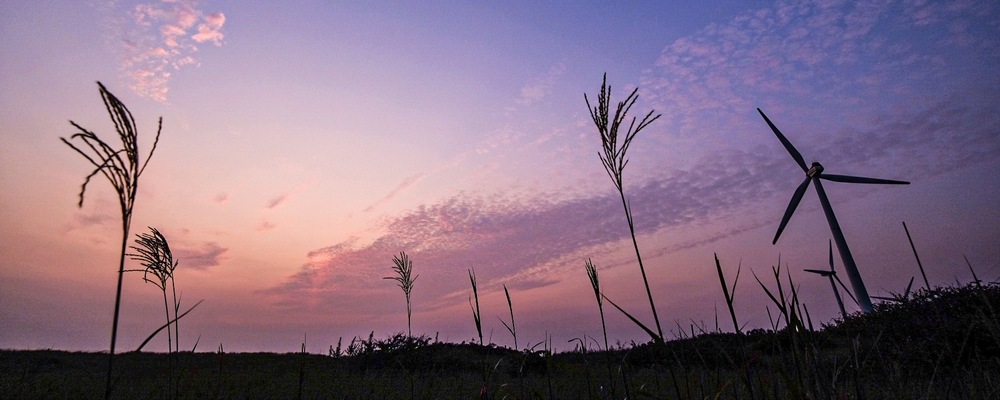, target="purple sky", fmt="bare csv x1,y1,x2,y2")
1,0,998,353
